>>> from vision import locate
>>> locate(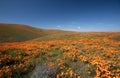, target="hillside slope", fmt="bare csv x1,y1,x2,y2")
0,23,45,42
0,23,76,43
